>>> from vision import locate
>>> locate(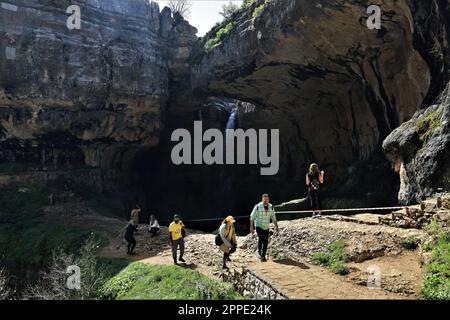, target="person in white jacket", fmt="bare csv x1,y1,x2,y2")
218,216,237,270
148,214,160,237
